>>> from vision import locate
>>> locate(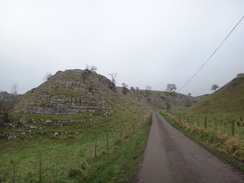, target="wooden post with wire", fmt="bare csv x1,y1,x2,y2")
39,151,43,183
